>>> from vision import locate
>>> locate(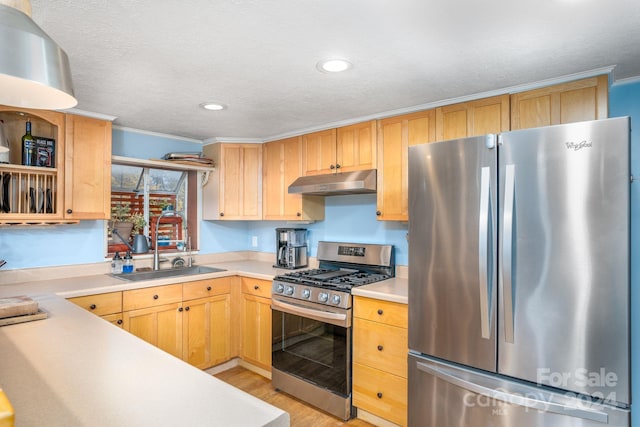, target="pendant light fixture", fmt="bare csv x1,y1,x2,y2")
0,0,77,110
